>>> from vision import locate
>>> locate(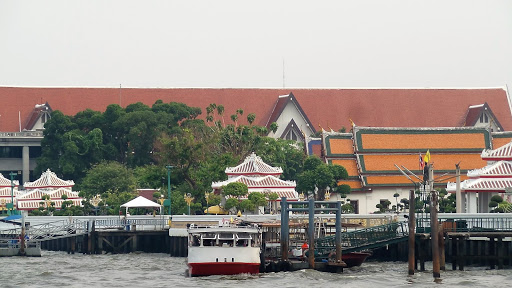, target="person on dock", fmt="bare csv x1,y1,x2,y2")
301,242,309,261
